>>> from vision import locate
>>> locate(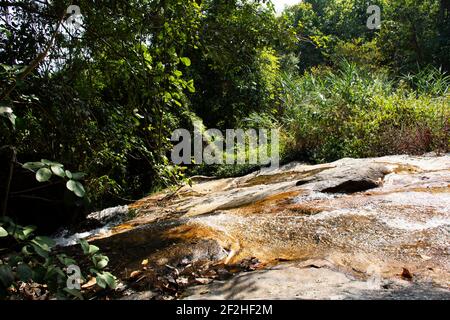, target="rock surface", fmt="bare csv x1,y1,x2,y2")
85,155,450,300
184,261,450,300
